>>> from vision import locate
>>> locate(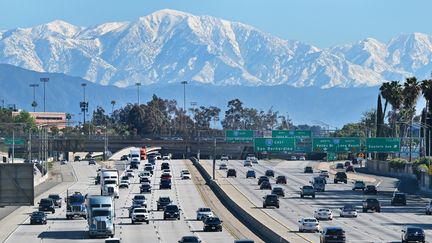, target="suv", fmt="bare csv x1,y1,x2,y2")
88,159,96,165
260,181,272,190
362,198,381,212
157,196,172,211
276,175,287,184
219,162,228,170
300,185,315,198
179,236,202,243
401,226,425,243
265,170,275,177
334,172,347,184
391,193,407,206
48,194,62,207
140,182,152,193
304,166,313,173
30,211,47,225
164,205,181,220
246,170,256,178
227,169,237,177
272,187,285,197
160,178,172,189
258,176,269,185
352,180,365,191
243,159,252,167
263,194,279,208
203,217,223,232
38,198,55,213
131,208,149,224
320,226,346,243
74,156,81,162
364,185,378,195
132,195,147,208
196,207,214,220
